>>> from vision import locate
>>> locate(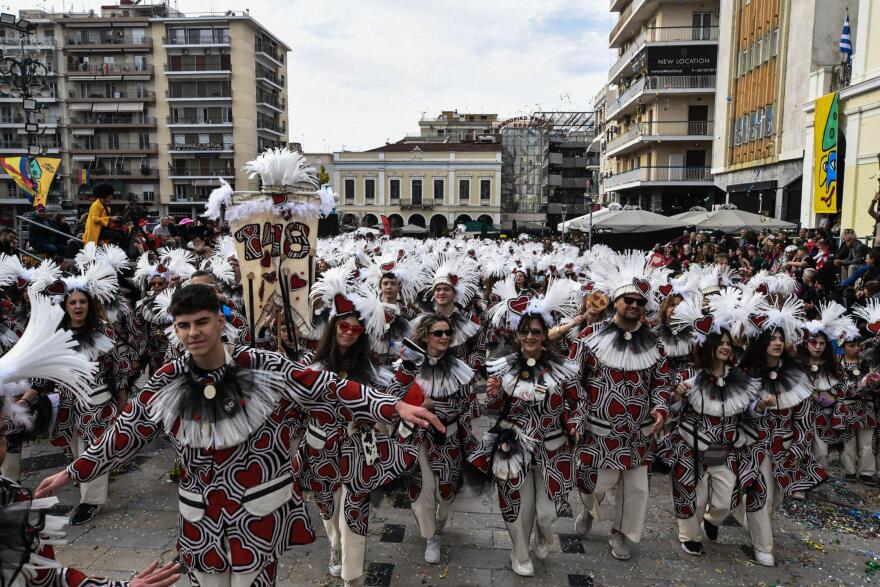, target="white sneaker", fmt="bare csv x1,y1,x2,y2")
752,549,775,567
534,537,550,560
791,490,806,501
424,535,441,564
608,531,631,560
328,549,342,578
575,510,593,537
510,553,535,577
